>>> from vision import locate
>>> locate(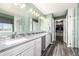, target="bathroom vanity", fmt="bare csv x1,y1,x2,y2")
0,33,51,56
